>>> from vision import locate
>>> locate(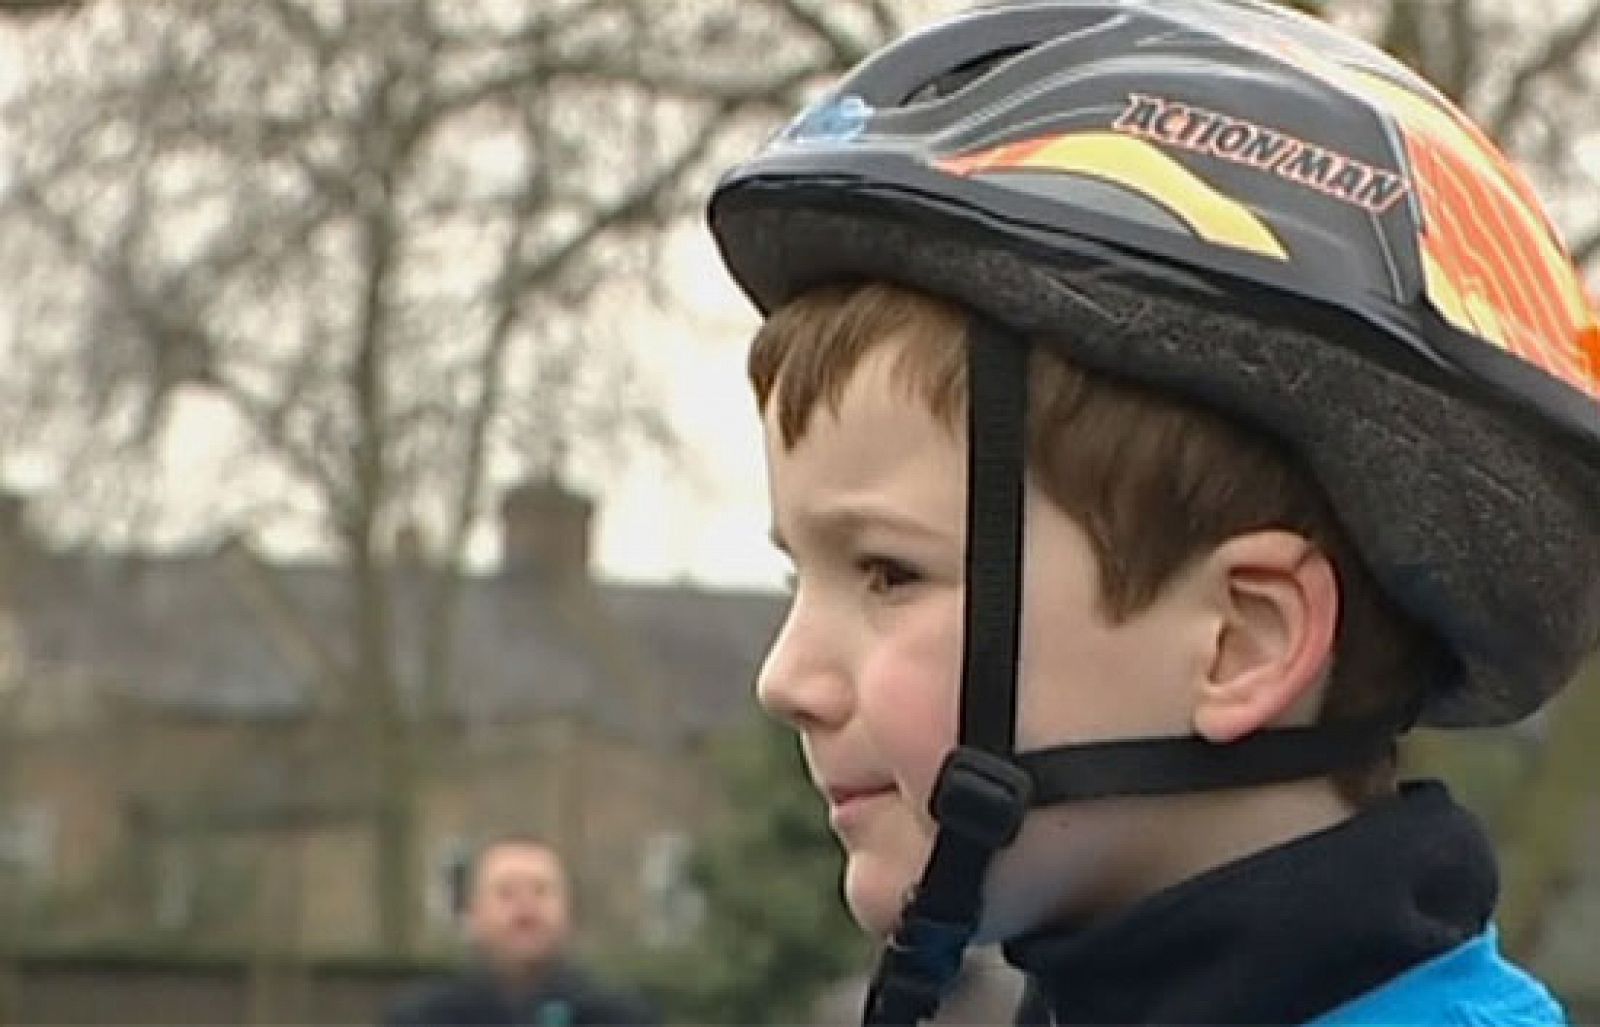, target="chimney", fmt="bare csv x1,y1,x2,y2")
0,490,35,604
500,479,595,580
393,521,430,570
0,491,26,543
